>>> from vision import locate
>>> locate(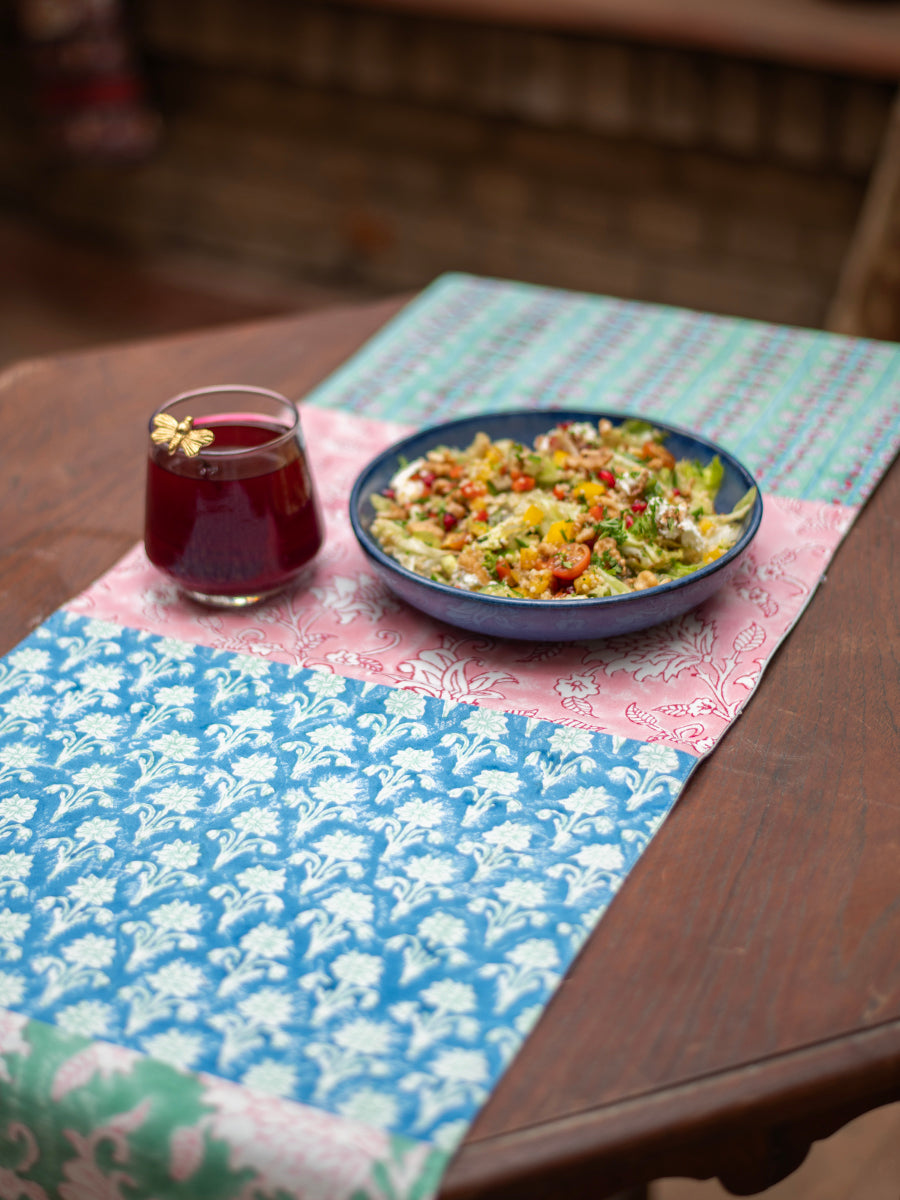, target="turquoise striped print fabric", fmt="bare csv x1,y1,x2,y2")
304,273,900,506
